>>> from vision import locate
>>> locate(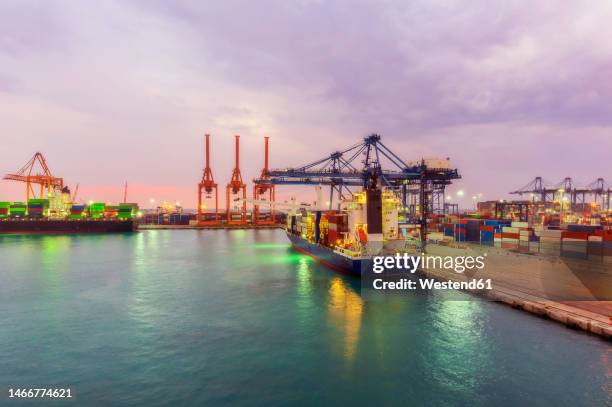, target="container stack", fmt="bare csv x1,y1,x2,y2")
601,231,612,264
587,234,603,262
465,219,482,242
501,226,519,248
451,220,467,241
27,199,49,218
0,202,10,219
9,202,27,218
327,213,348,245
104,206,119,219
167,214,192,225
118,203,138,220
70,204,86,219
443,223,454,239
484,219,510,245
479,225,495,245
539,228,562,256
89,202,106,219
561,231,589,260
